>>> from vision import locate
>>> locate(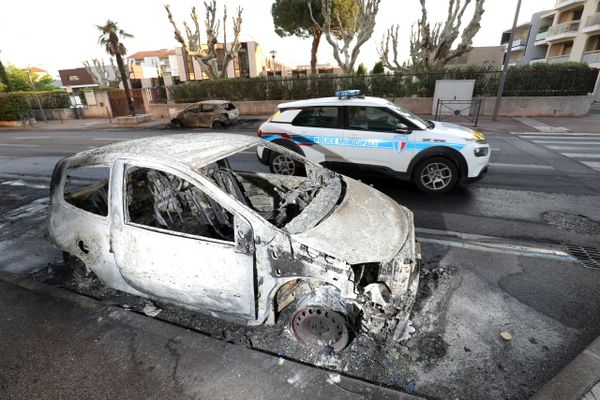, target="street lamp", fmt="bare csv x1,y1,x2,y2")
493,0,522,121
269,50,277,77
27,65,47,123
